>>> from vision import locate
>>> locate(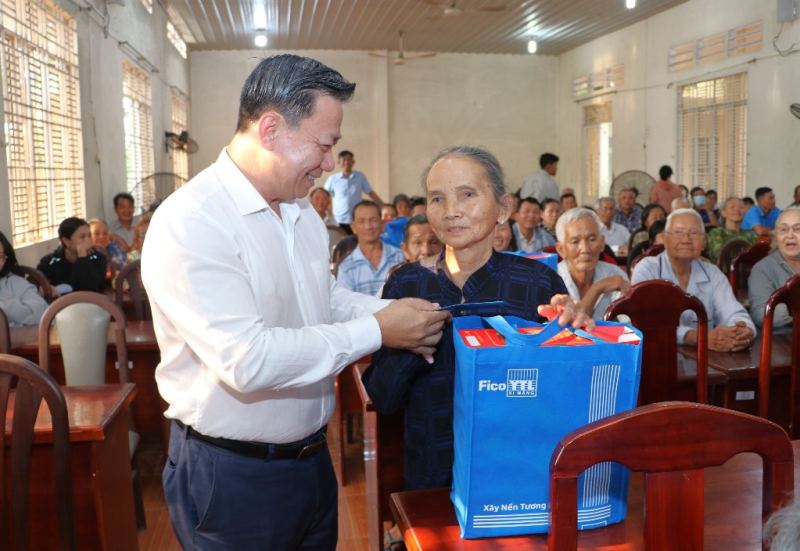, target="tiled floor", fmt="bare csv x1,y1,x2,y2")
136,413,370,551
